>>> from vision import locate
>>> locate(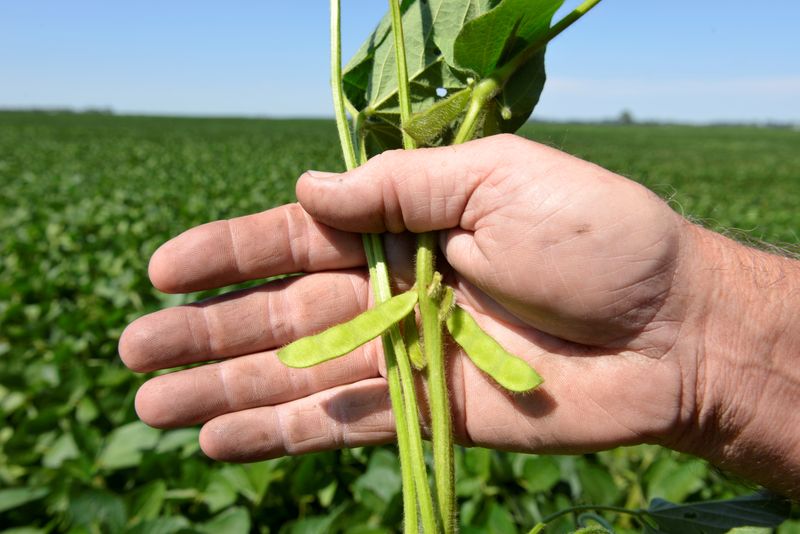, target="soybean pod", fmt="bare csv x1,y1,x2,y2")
278,290,418,368
446,305,543,393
